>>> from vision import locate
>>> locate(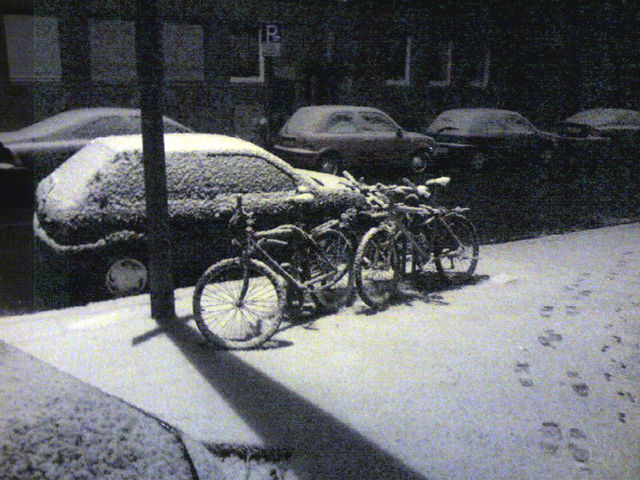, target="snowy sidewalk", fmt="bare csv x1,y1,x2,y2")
1,223,640,479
